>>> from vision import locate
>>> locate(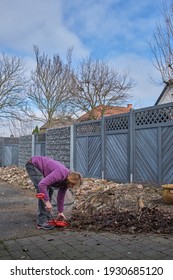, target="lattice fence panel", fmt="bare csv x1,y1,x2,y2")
105,115,128,131
76,121,101,135
135,105,173,126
